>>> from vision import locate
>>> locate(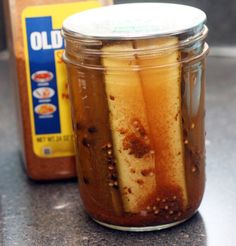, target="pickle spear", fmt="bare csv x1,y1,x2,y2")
135,38,188,208
102,38,188,213
102,42,156,213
